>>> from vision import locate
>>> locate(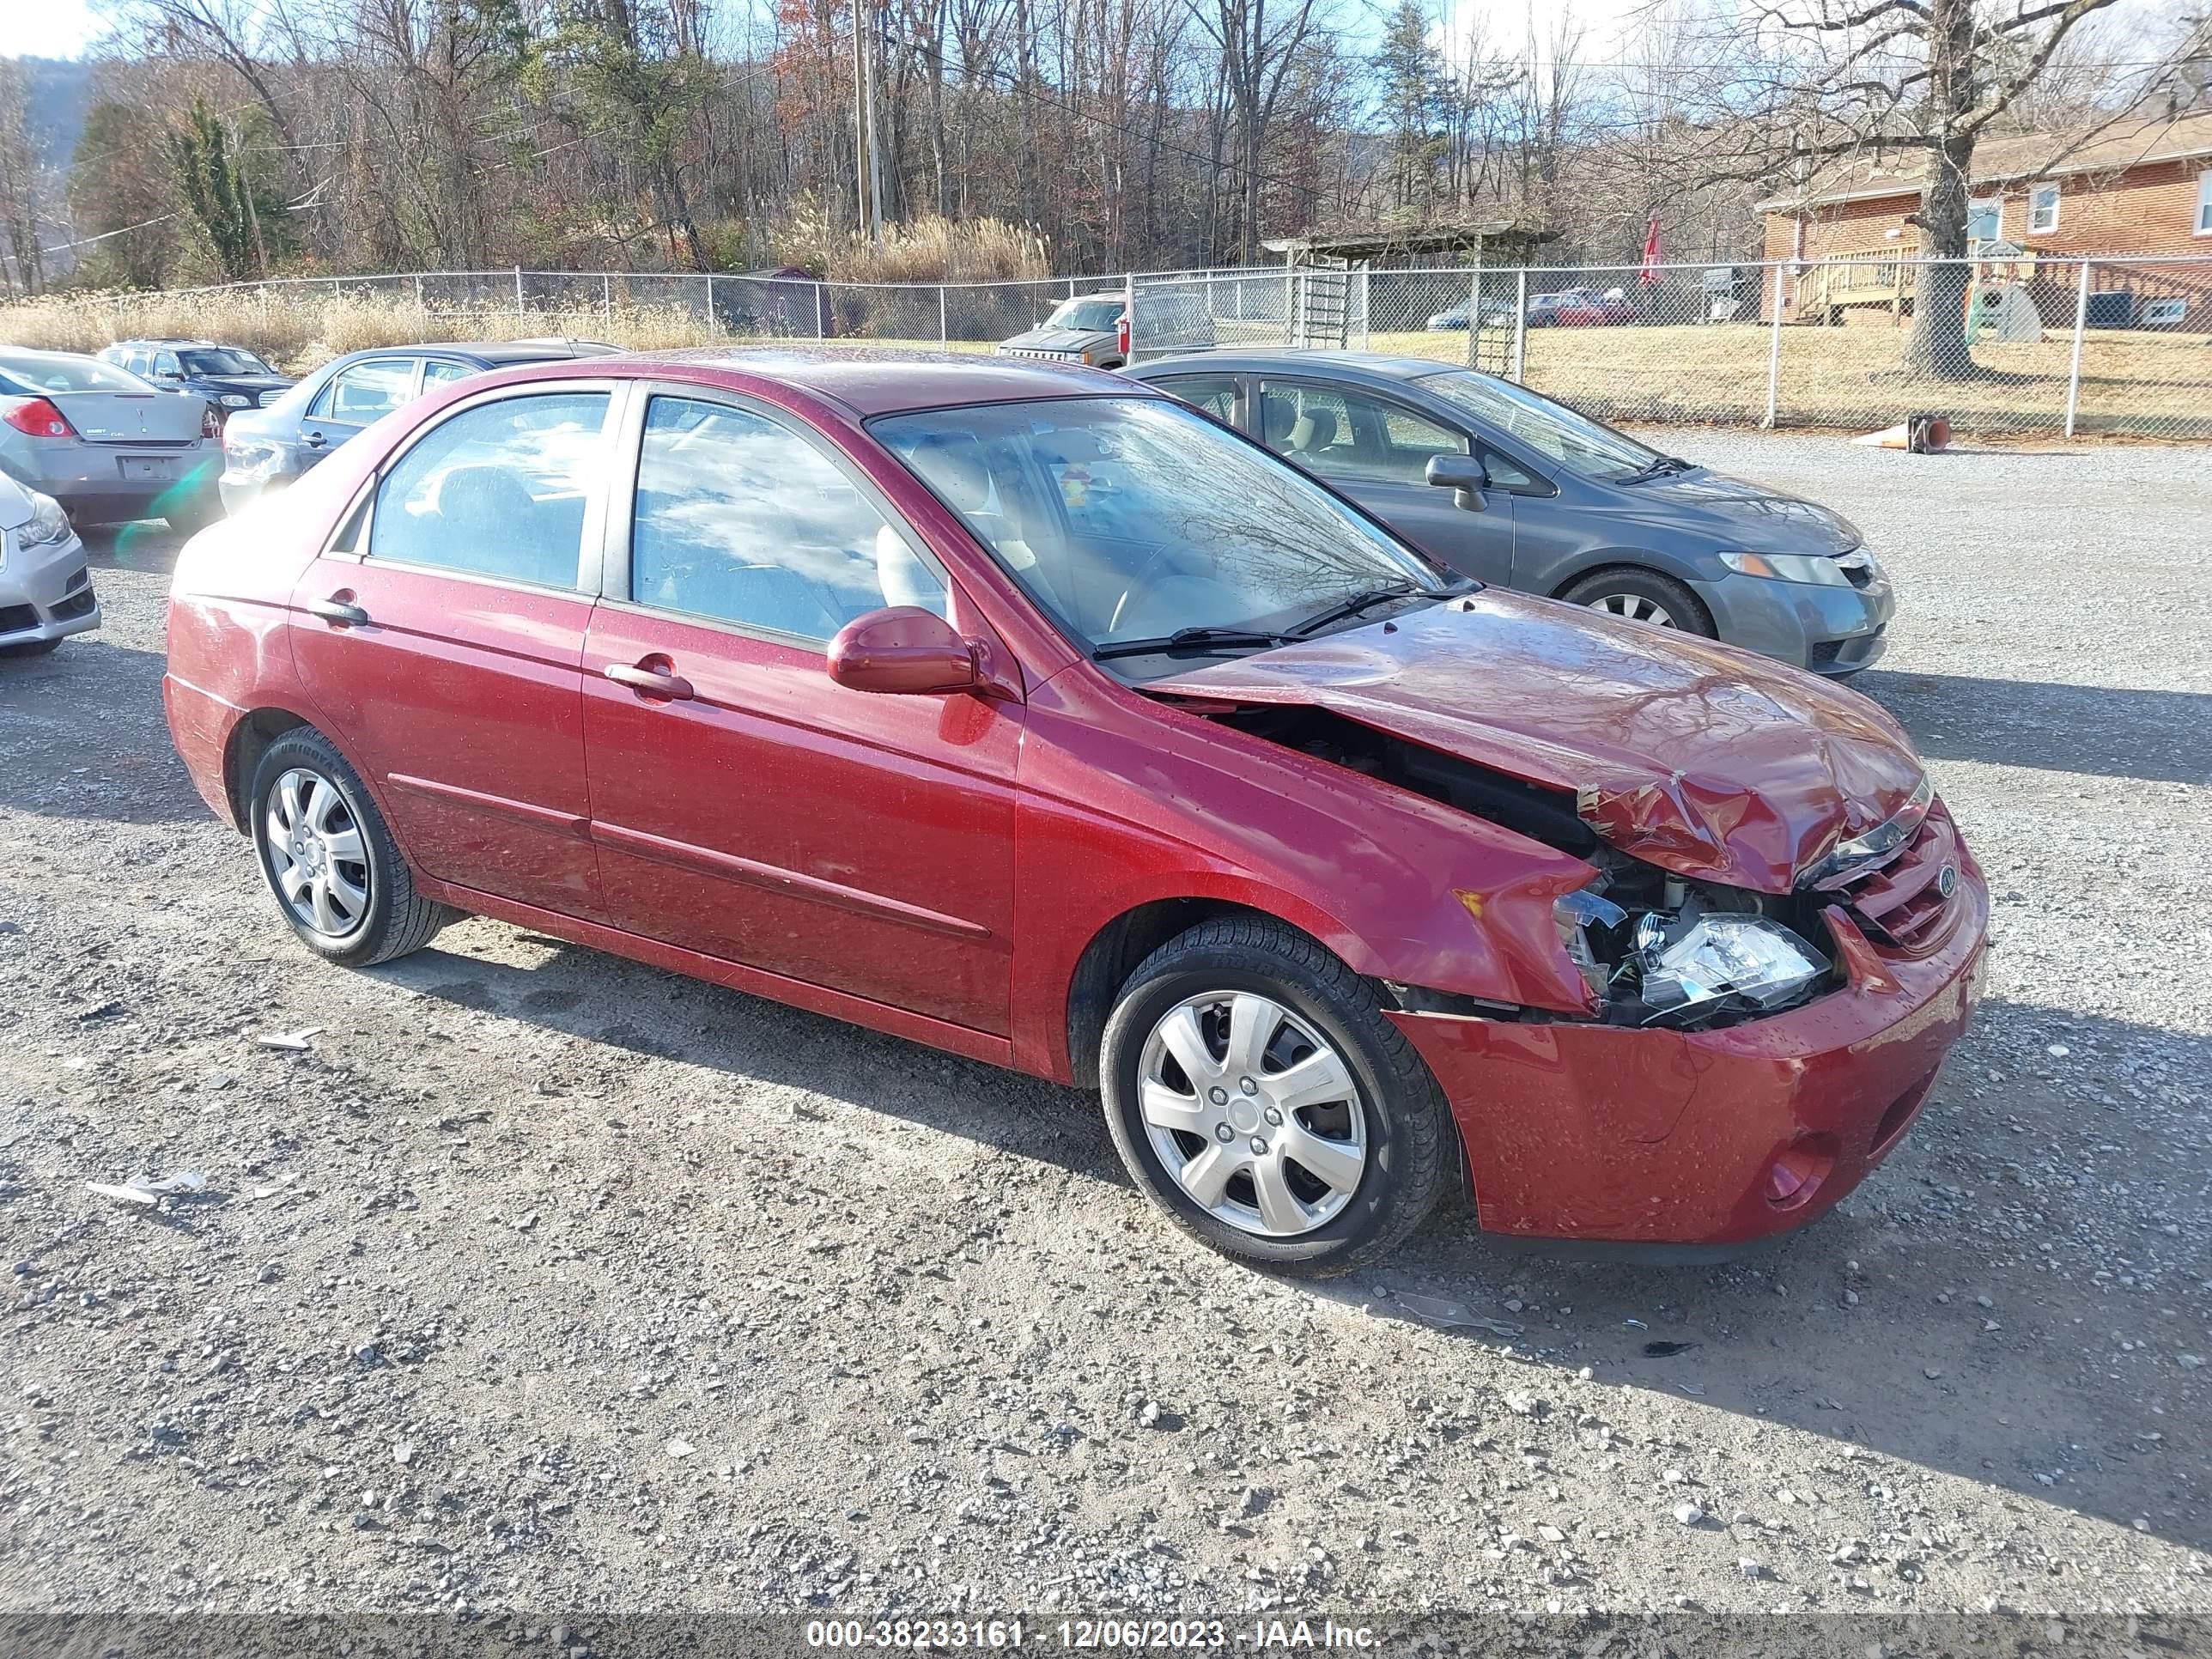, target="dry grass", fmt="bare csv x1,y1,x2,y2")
1355,320,2212,440
778,209,1050,283
0,289,1006,374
